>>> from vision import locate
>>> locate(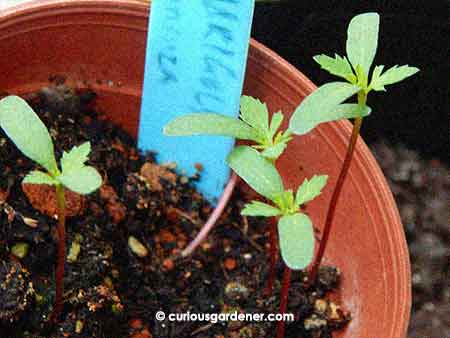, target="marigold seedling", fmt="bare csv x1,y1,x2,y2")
163,12,418,338
0,95,102,322
227,145,327,269
288,12,419,283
